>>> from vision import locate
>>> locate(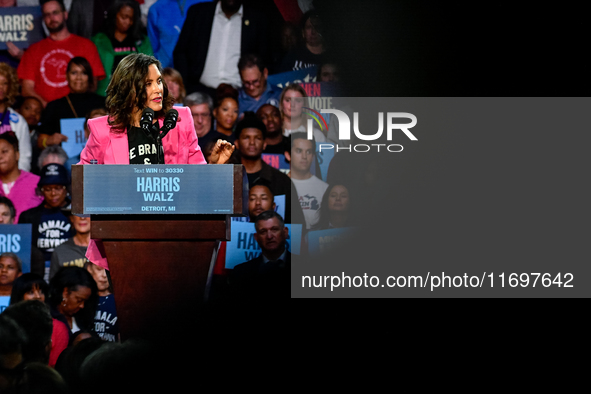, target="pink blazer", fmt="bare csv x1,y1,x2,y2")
80,106,206,165
78,106,206,269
